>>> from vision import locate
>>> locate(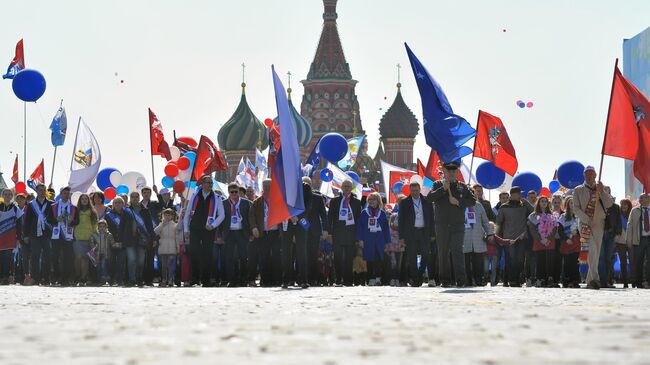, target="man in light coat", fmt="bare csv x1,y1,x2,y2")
462,201,494,286
626,193,650,288
572,166,613,289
